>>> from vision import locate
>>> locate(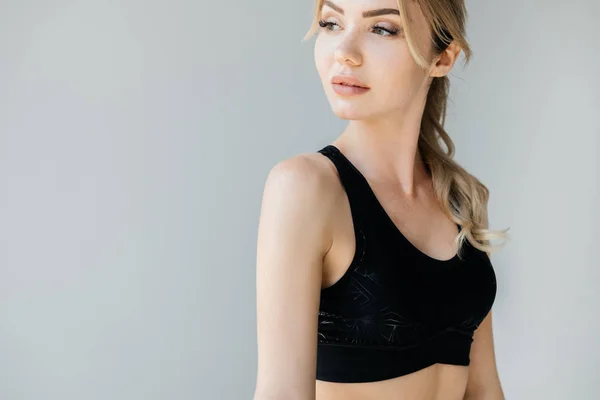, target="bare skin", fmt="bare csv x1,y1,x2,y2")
254,0,504,399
